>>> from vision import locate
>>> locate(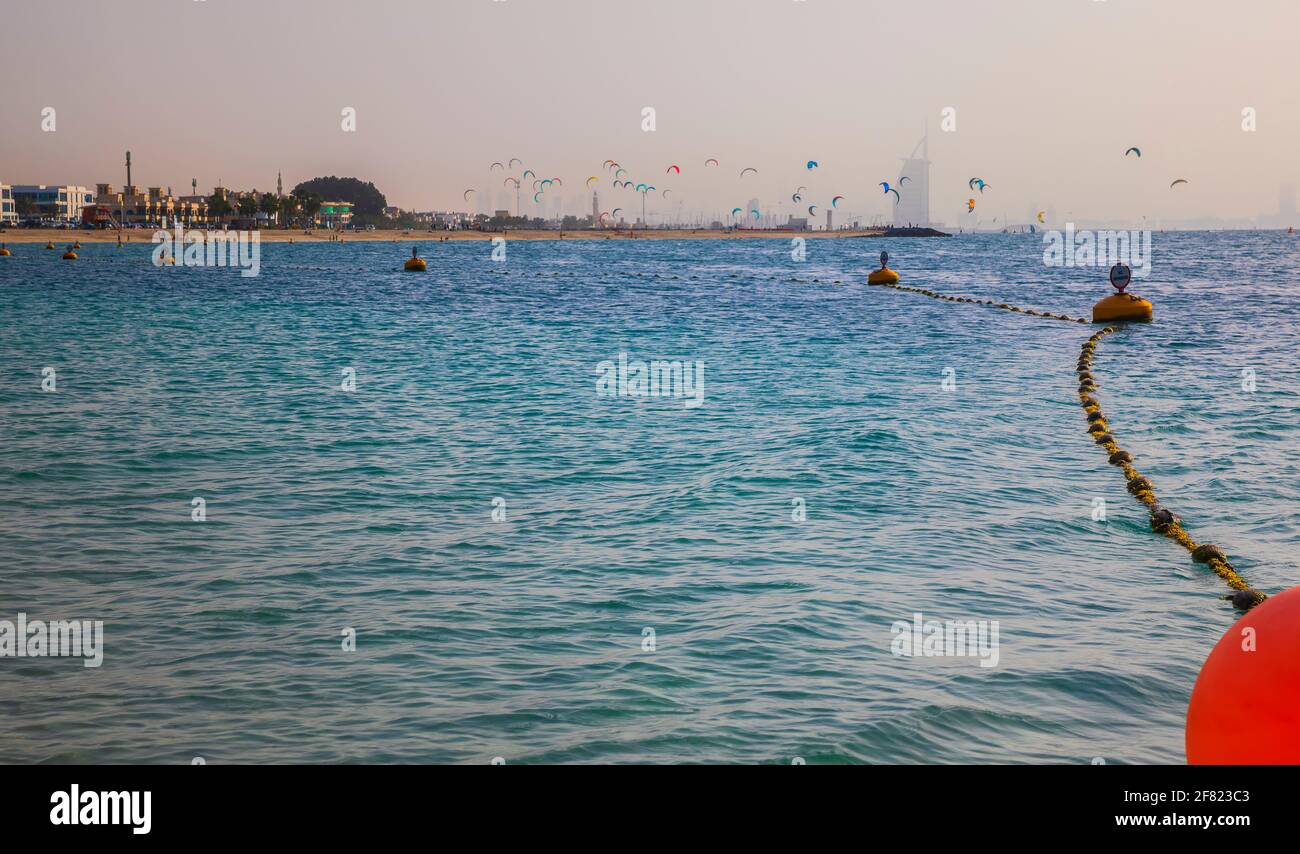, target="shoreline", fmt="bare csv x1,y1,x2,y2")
0,226,951,245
